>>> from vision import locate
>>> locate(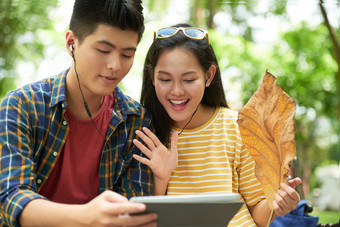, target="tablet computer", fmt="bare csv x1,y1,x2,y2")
130,193,243,227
